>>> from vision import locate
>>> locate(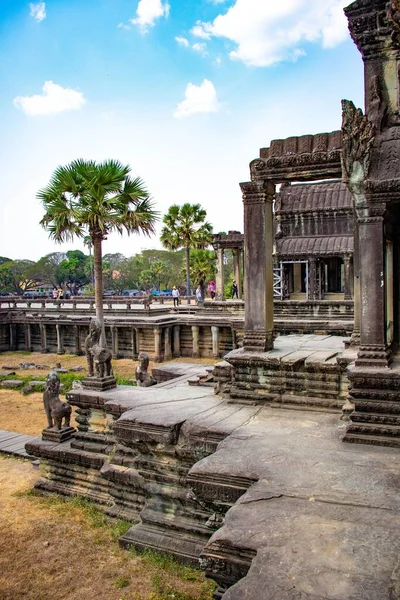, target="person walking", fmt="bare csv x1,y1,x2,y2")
172,286,180,307
196,285,203,305
208,280,216,300
231,280,239,299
